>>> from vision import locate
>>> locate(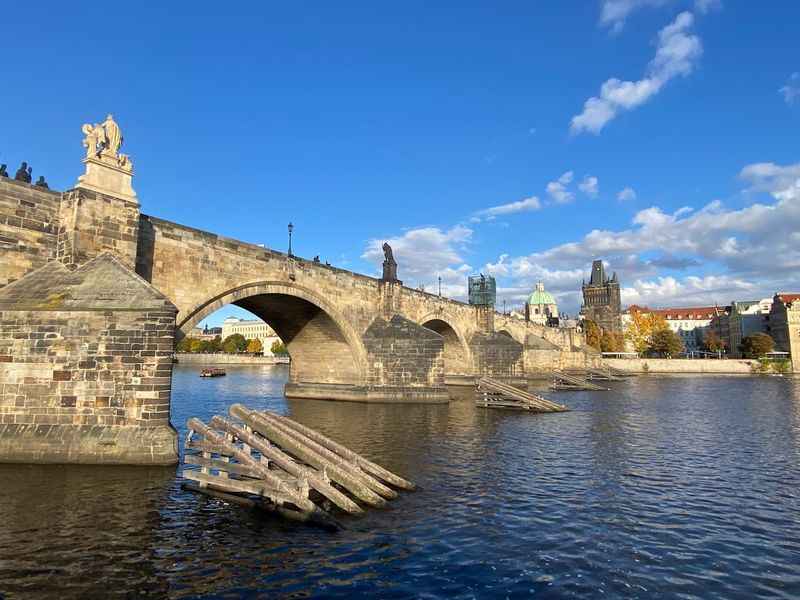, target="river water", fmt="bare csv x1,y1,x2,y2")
1,366,800,599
